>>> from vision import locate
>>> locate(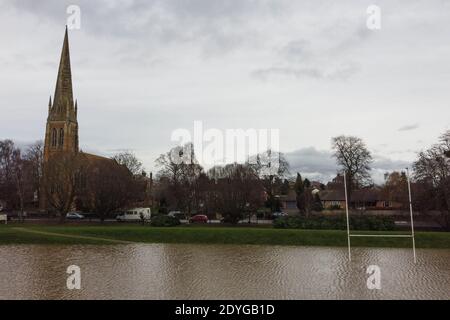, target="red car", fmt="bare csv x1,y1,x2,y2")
189,214,208,223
